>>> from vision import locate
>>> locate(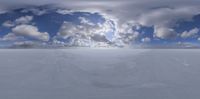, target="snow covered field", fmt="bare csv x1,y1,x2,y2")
0,49,200,99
